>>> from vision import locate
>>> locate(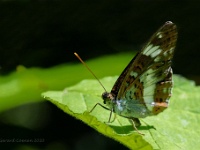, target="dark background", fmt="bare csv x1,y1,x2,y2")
0,0,199,149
